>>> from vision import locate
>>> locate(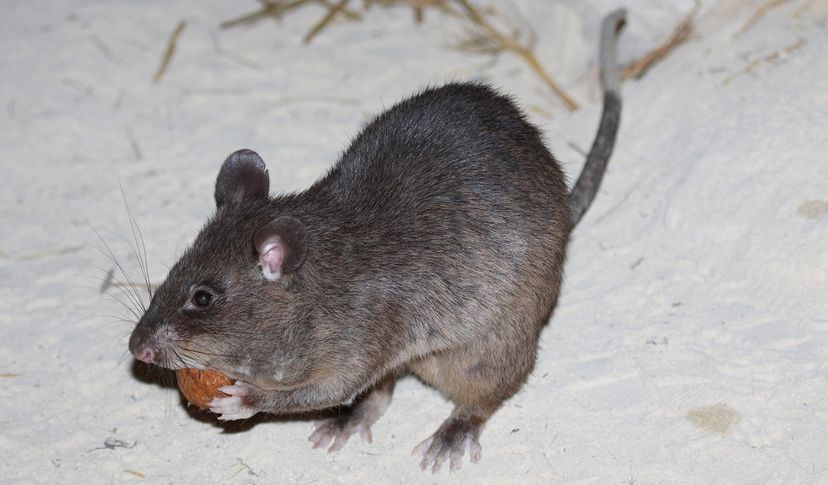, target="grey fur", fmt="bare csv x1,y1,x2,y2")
129,11,626,471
